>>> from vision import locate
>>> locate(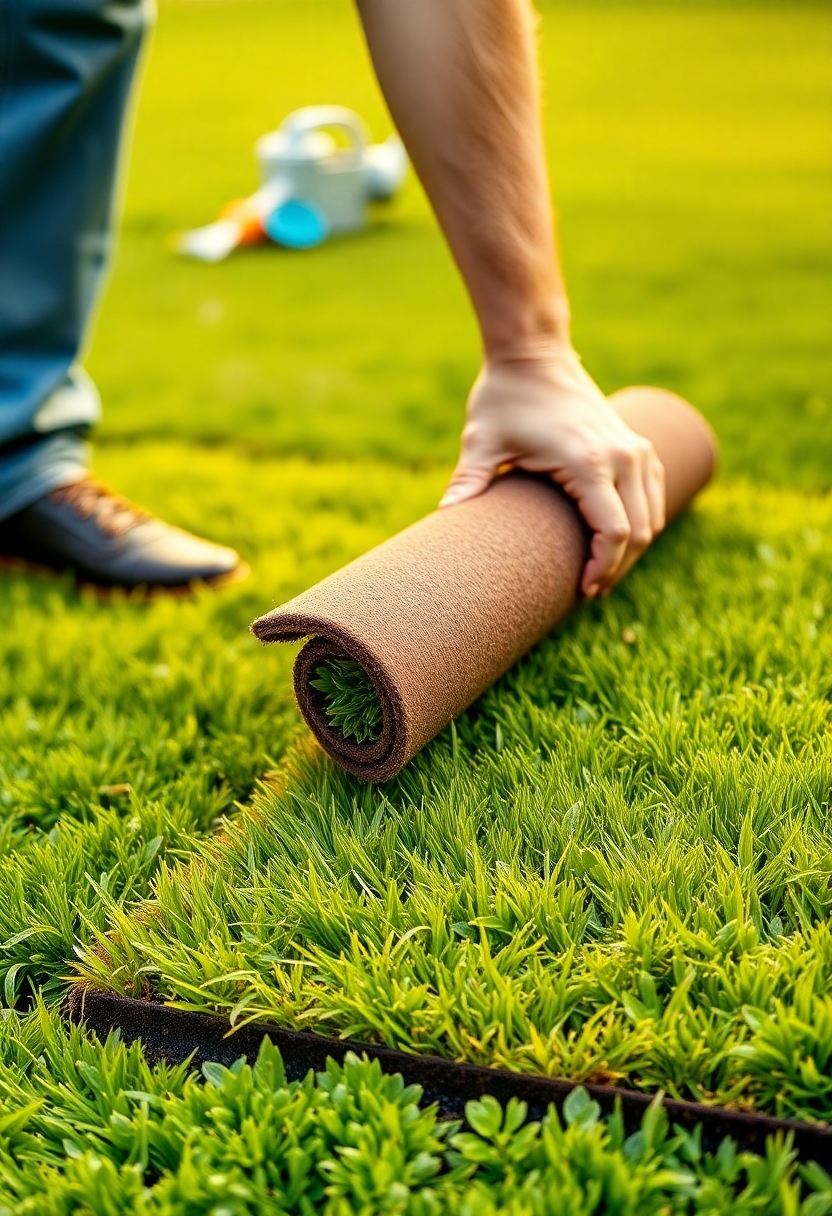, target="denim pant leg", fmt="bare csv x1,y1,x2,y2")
0,0,153,520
